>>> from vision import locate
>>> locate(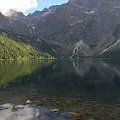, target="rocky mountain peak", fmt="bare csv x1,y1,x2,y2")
4,9,25,18
69,0,103,11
